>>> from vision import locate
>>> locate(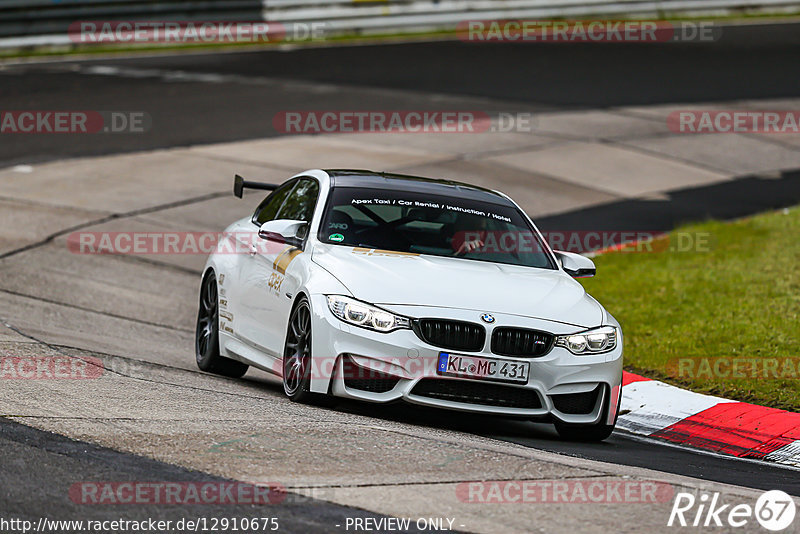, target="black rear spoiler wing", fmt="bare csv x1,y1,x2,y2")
233,174,279,198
